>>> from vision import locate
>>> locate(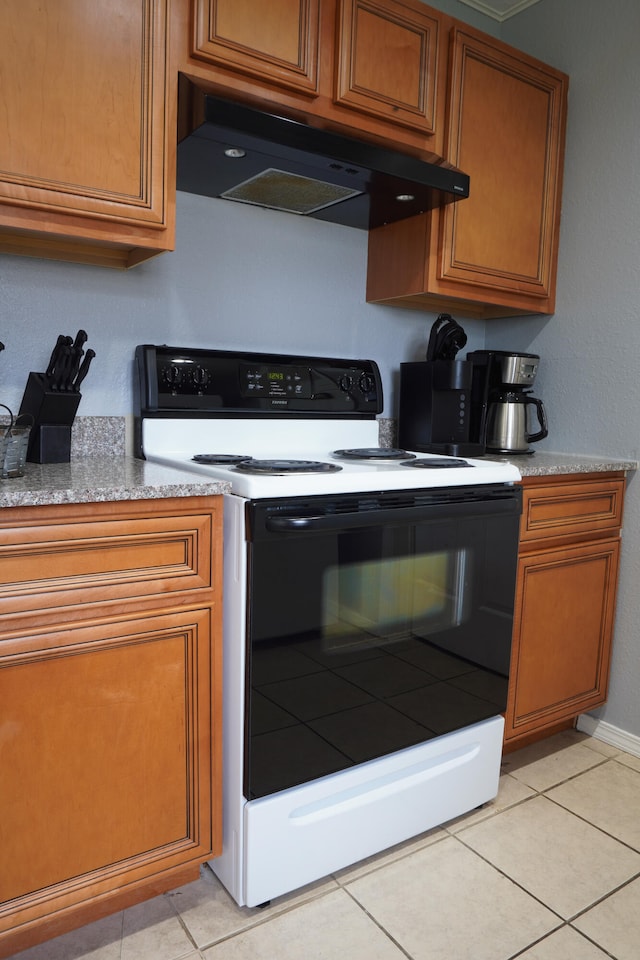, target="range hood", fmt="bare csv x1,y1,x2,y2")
176,82,469,230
